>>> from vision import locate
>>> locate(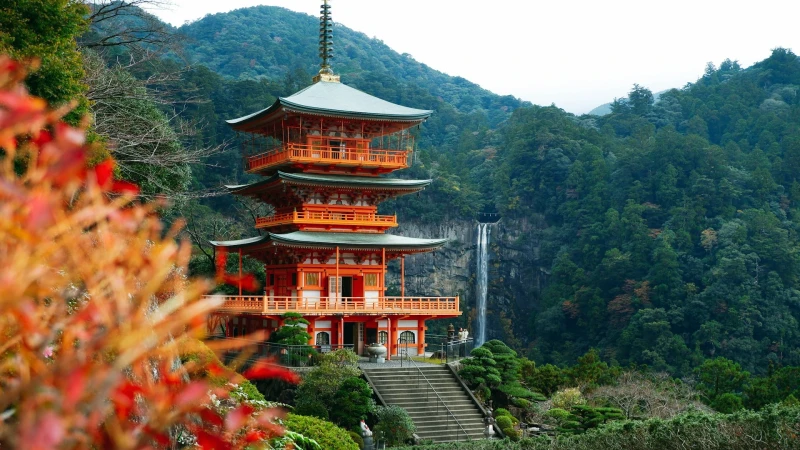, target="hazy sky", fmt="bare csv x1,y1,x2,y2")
147,1,800,114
